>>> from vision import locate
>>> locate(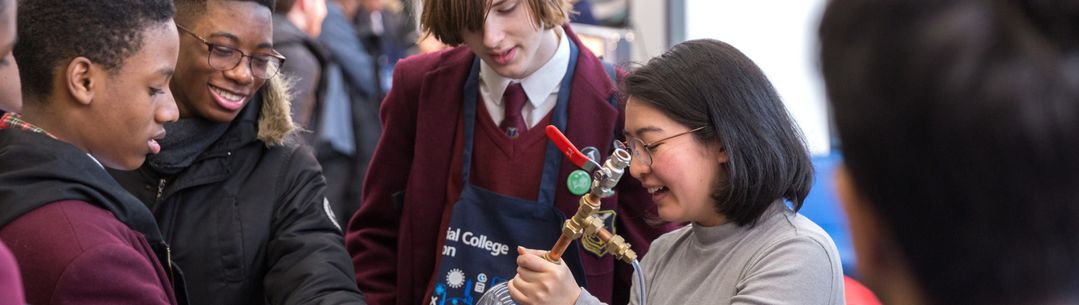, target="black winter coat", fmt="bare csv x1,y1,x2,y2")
109,85,365,305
